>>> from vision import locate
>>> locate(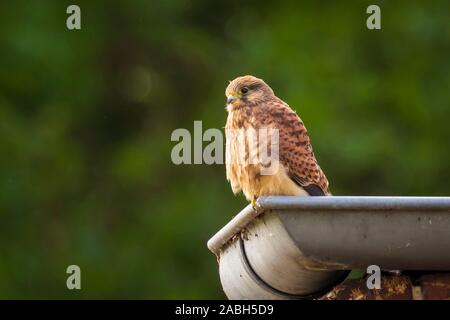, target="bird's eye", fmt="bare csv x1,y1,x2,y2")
240,87,249,94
